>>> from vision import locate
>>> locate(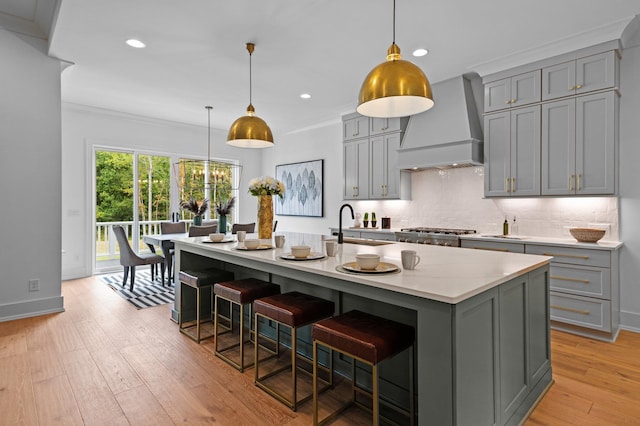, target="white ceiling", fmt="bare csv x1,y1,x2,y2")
4,0,640,134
